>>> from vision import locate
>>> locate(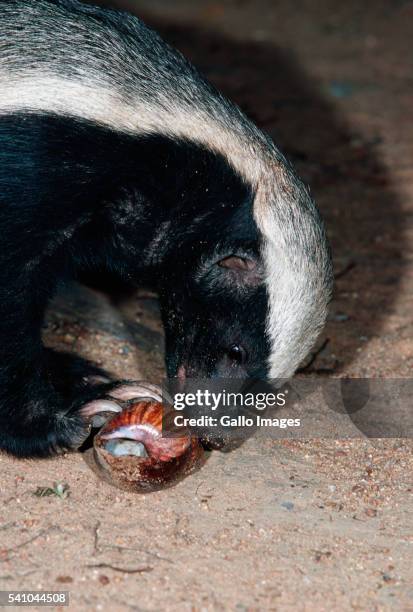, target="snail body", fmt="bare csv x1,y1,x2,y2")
88,399,205,493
